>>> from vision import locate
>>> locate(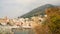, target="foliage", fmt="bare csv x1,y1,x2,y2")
45,7,60,34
